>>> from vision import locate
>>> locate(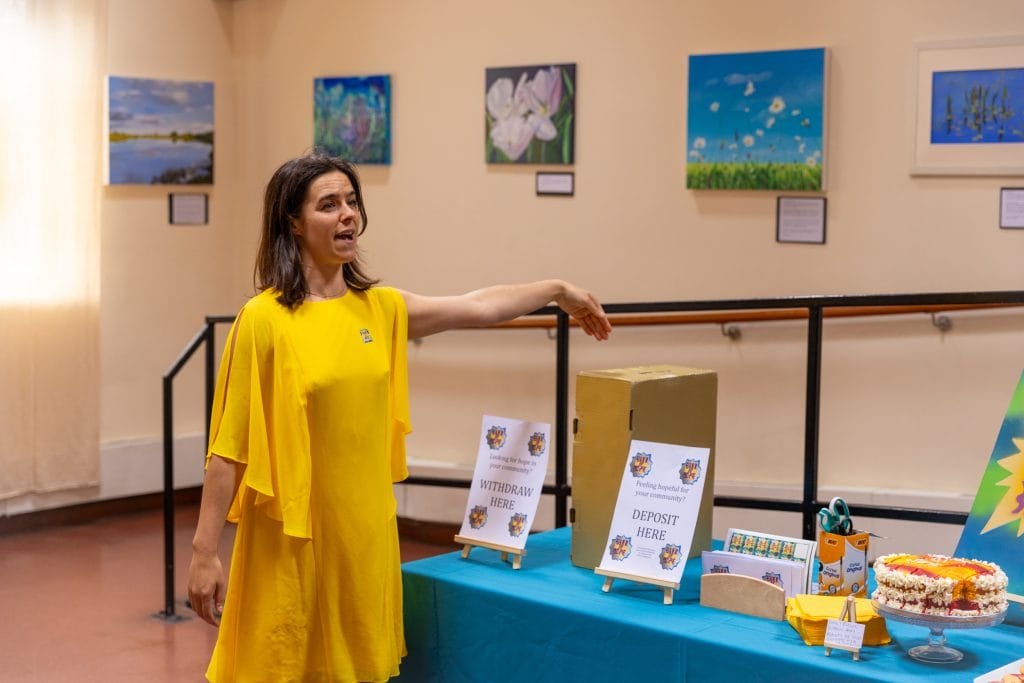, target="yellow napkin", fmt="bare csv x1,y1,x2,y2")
785,595,891,646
